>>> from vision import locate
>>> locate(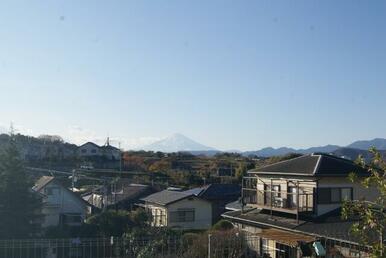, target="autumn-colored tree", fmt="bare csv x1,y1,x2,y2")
342,148,385,257
148,159,171,172
235,161,252,182
122,153,147,171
